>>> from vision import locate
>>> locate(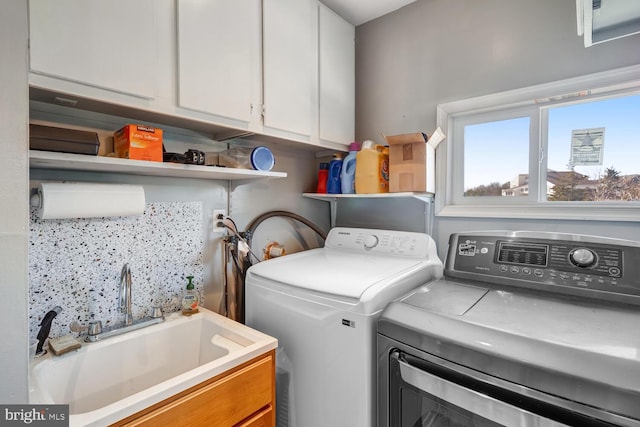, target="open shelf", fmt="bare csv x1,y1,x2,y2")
303,192,433,202
303,192,434,229
29,150,288,181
